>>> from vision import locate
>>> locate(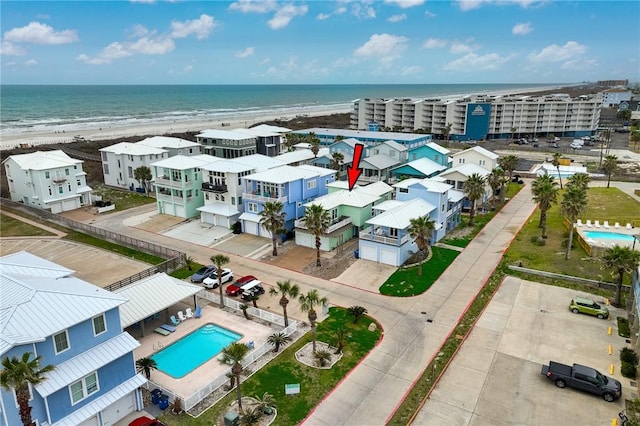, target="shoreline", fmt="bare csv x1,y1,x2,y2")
0,83,585,150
